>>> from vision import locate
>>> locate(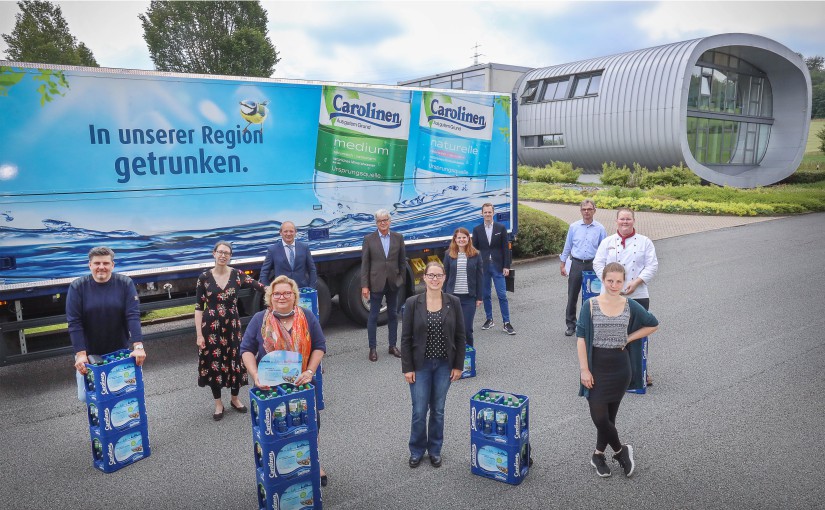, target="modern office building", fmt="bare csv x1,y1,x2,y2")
399,62,532,93
515,33,812,187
